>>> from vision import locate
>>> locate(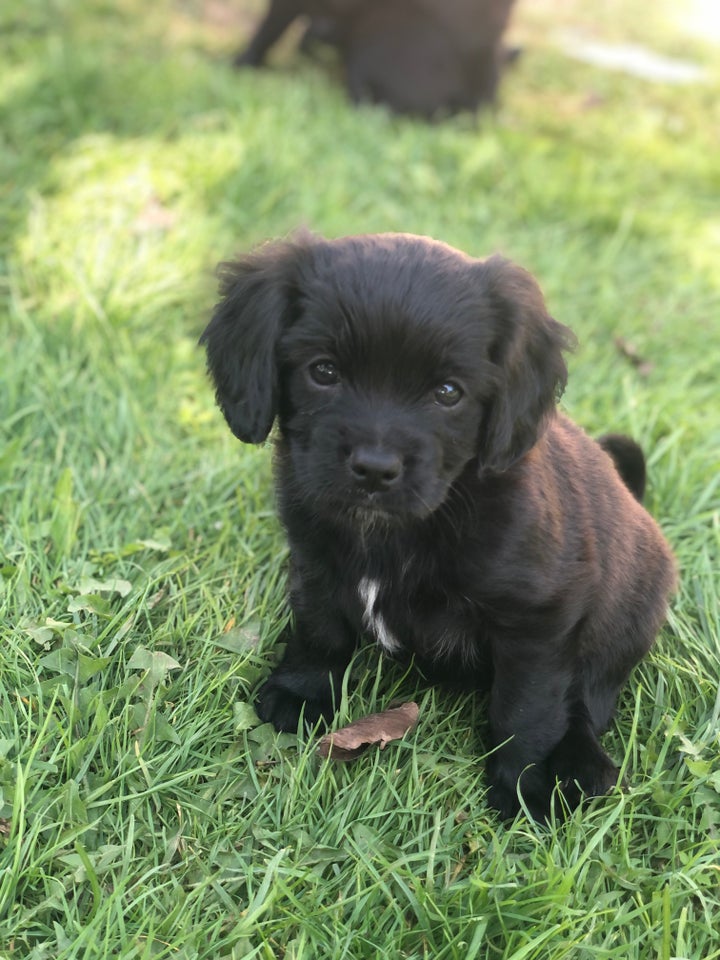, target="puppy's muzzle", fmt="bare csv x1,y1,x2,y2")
348,445,404,493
